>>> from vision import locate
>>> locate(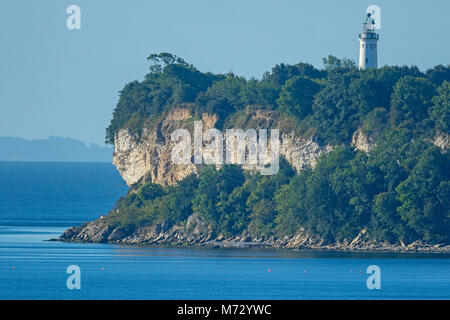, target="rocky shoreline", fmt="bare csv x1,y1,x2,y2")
56,213,450,254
